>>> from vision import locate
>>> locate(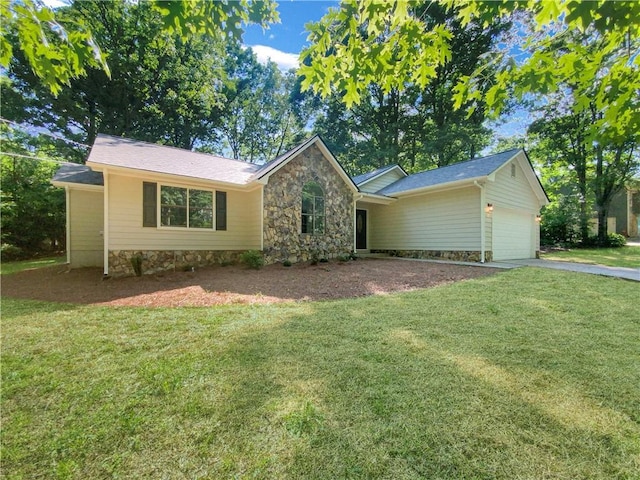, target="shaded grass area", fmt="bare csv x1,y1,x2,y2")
541,245,640,268
2,268,639,479
1,255,66,275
